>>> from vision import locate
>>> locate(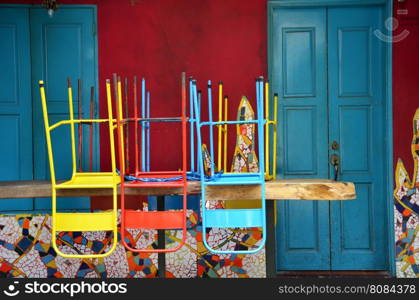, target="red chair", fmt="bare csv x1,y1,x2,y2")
111,73,188,253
